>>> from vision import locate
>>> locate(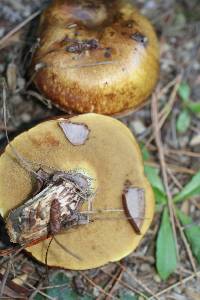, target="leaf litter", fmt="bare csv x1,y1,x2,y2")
0,0,200,299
